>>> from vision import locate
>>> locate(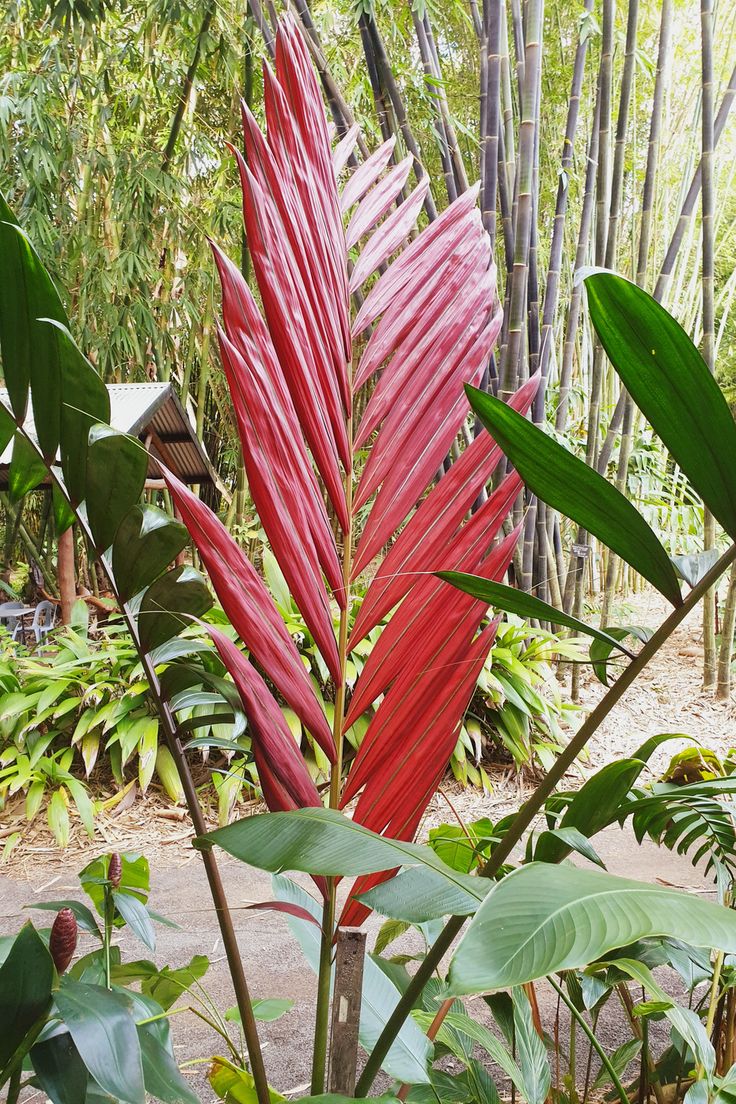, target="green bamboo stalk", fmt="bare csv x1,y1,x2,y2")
601,0,673,626
498,0,543,401
701,0,717,690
